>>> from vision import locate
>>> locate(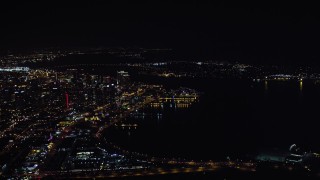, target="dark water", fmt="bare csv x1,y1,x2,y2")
104,76,320,160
